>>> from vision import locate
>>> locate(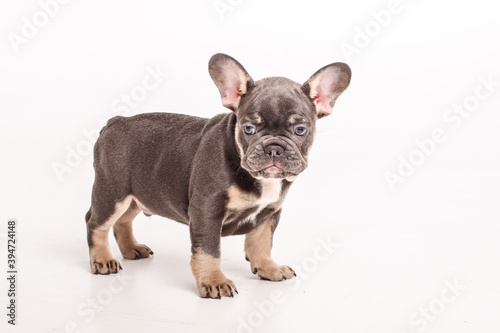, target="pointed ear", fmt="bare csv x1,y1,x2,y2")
302,62,351,118
209,53,255,111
